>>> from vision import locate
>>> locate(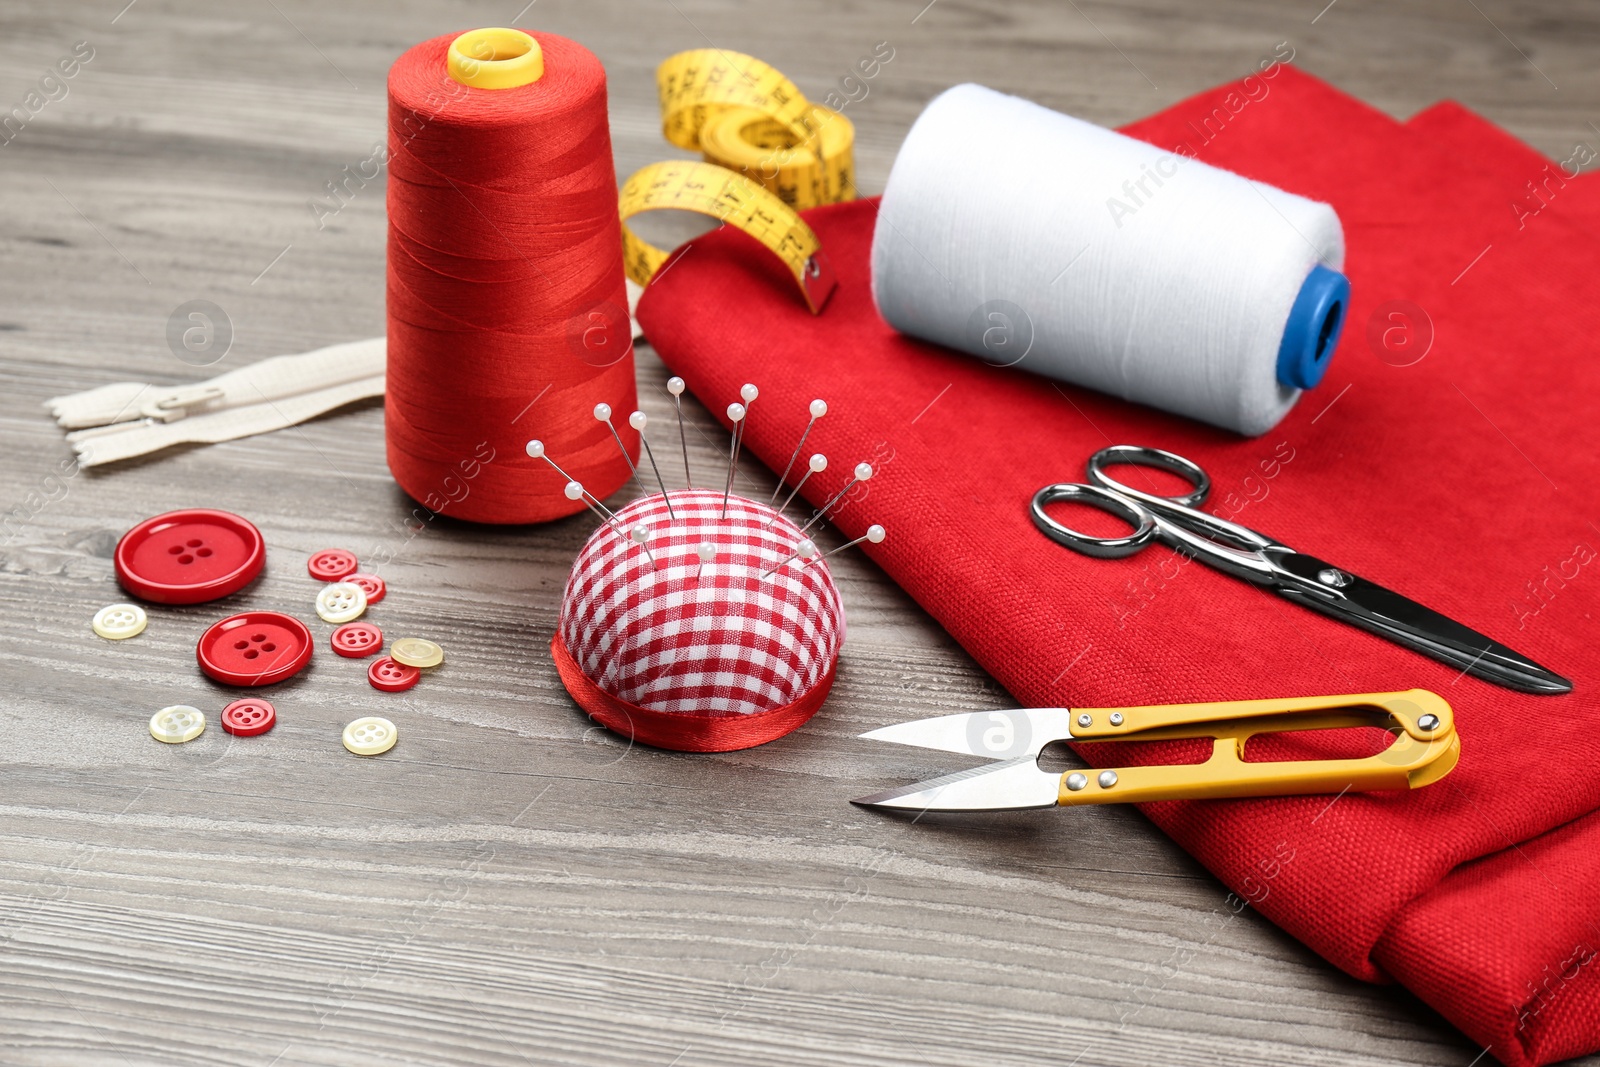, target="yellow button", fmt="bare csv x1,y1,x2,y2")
343,716,397,756
150,705,205,744
316,582,367,624
390,638,444,669
93,603,147,640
